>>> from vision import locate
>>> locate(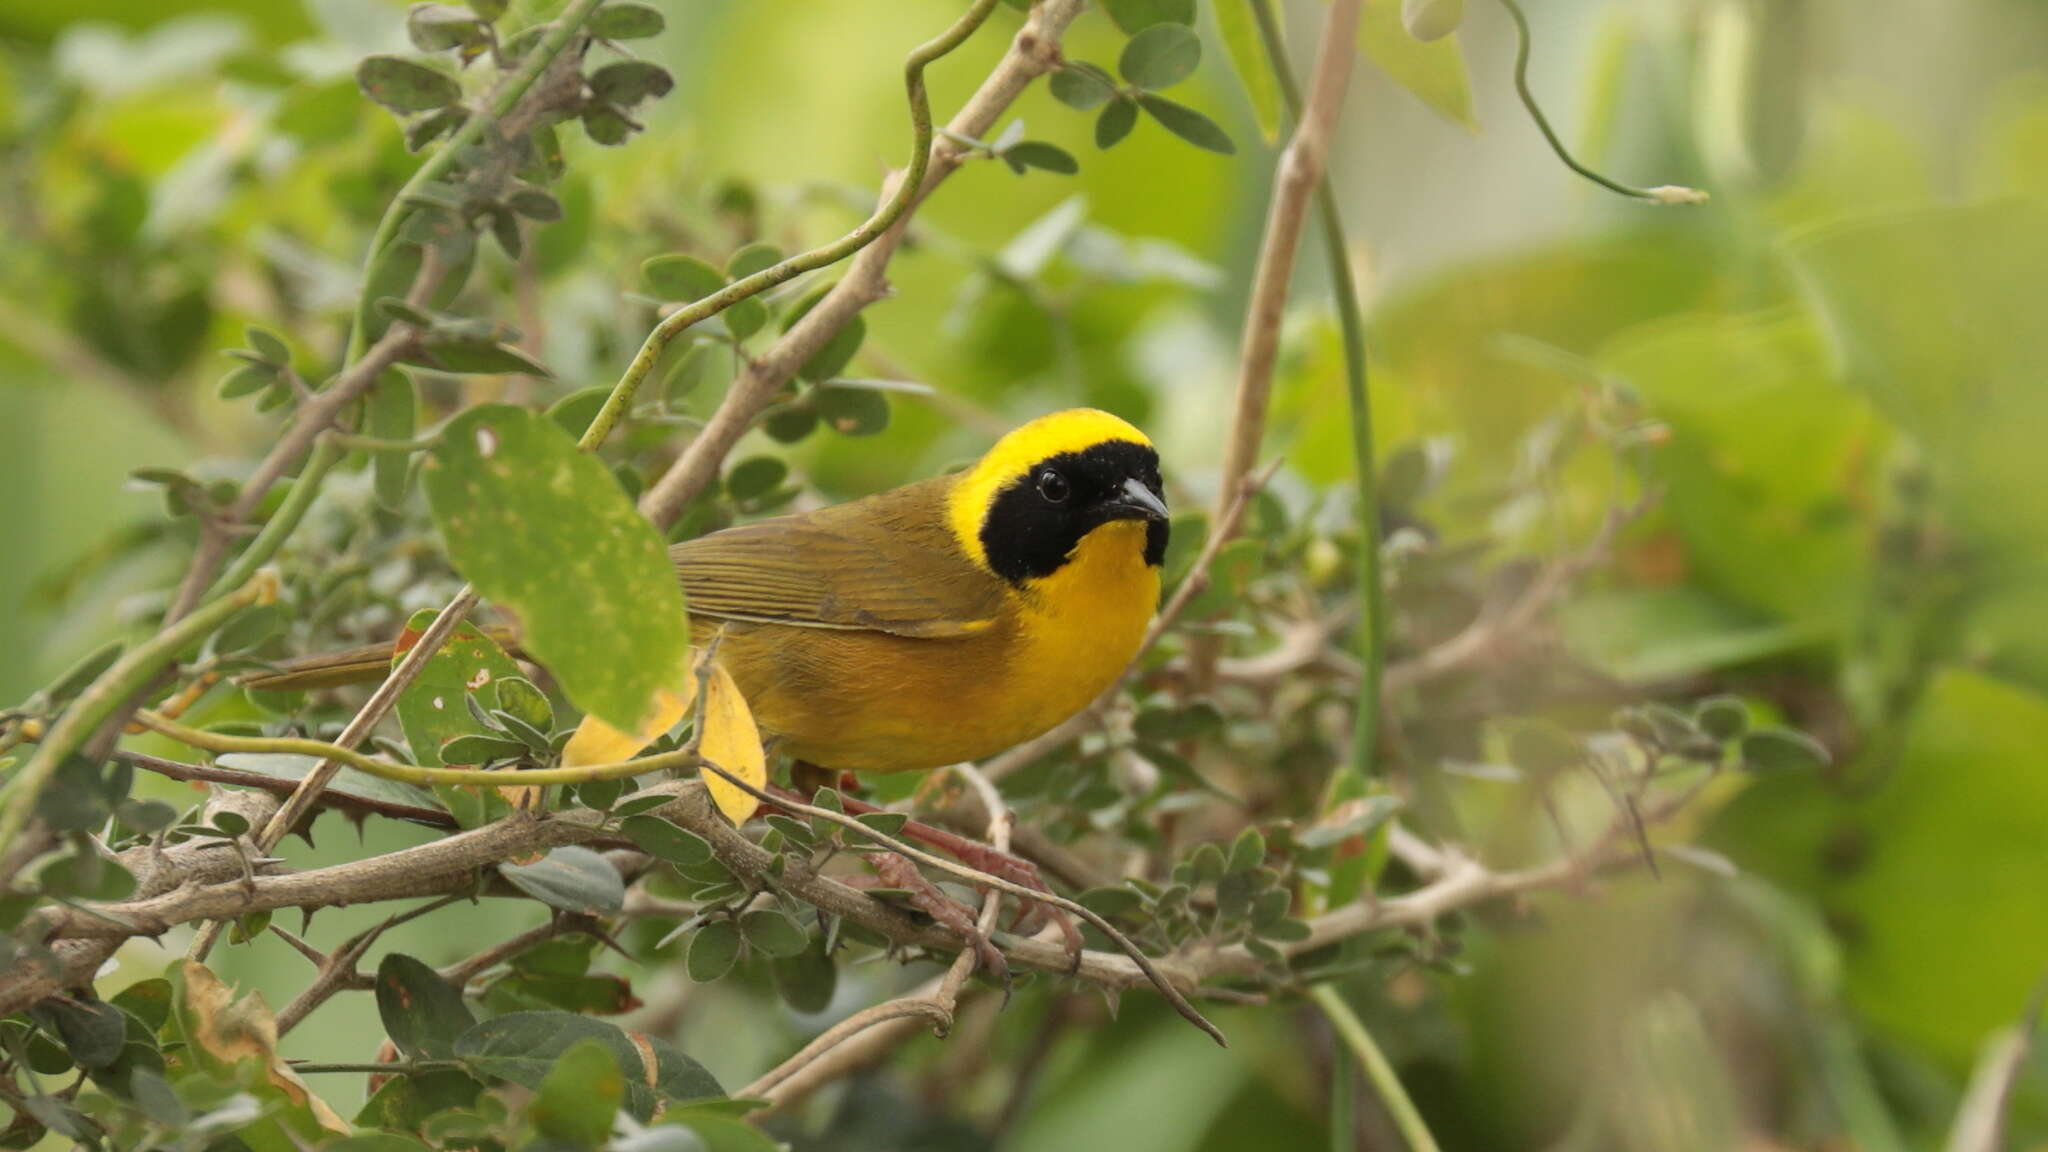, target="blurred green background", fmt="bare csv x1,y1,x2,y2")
4,0,2047,1148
